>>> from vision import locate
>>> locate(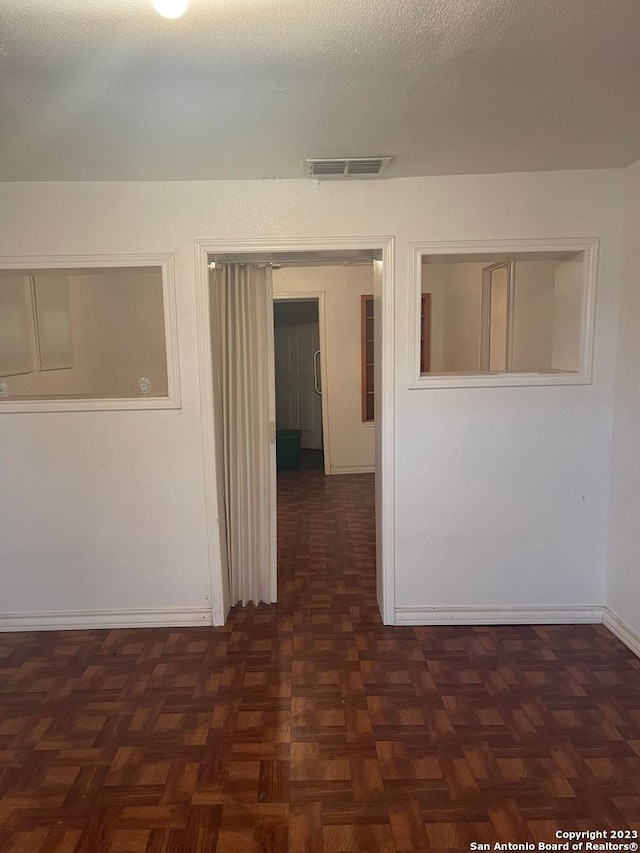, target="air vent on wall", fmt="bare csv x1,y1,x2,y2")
305,157,392,178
